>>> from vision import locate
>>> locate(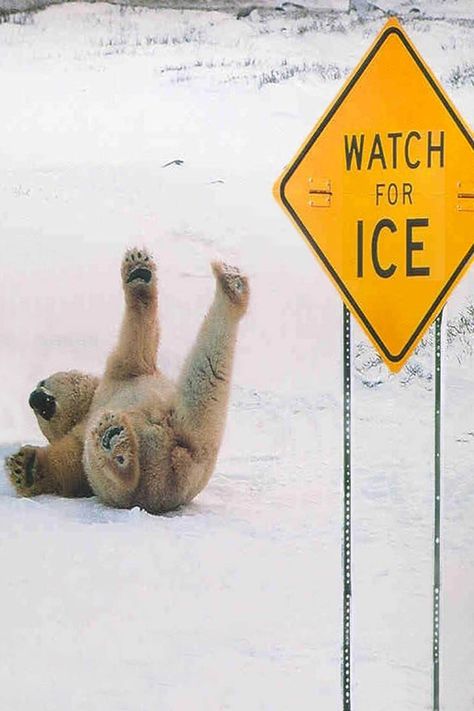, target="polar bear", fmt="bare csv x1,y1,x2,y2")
6,249,249,513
